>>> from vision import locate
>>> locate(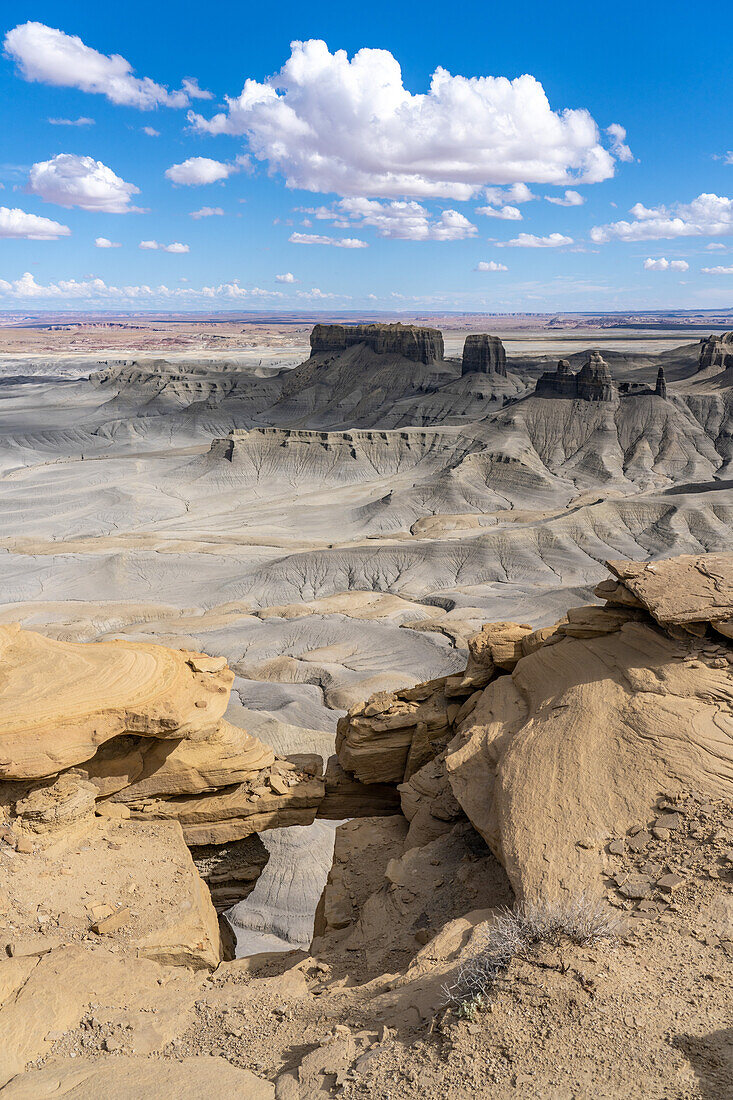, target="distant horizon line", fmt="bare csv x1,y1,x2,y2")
1,307,733,322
